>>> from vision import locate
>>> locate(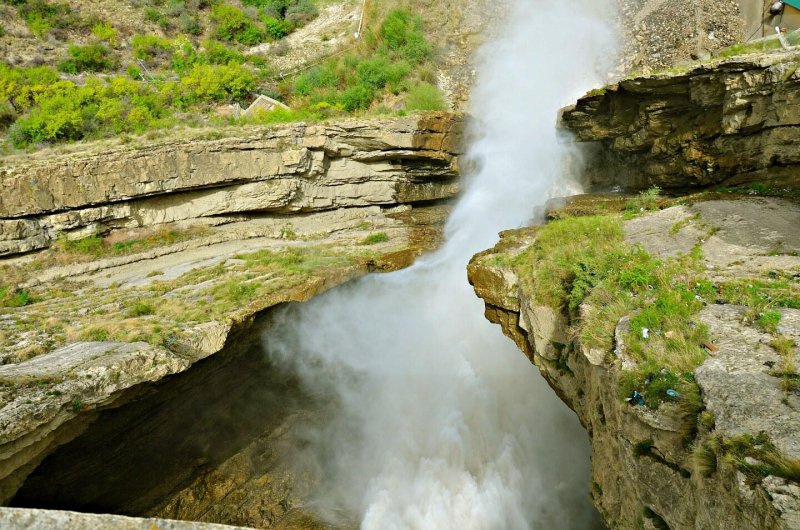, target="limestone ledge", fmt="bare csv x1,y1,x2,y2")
0,113,464,257
468,197,800,530
0,507,252,530
560,51,800,191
